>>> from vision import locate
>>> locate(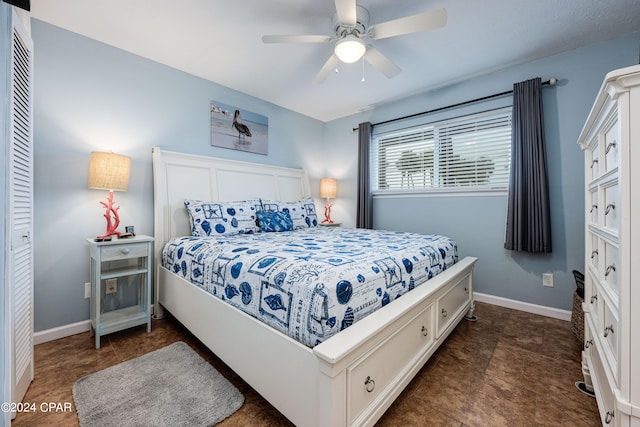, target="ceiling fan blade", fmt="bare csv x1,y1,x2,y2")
370,8,447,40
364,46,401,78
262,35,331,44
334,0,357,26
313,54,339,85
